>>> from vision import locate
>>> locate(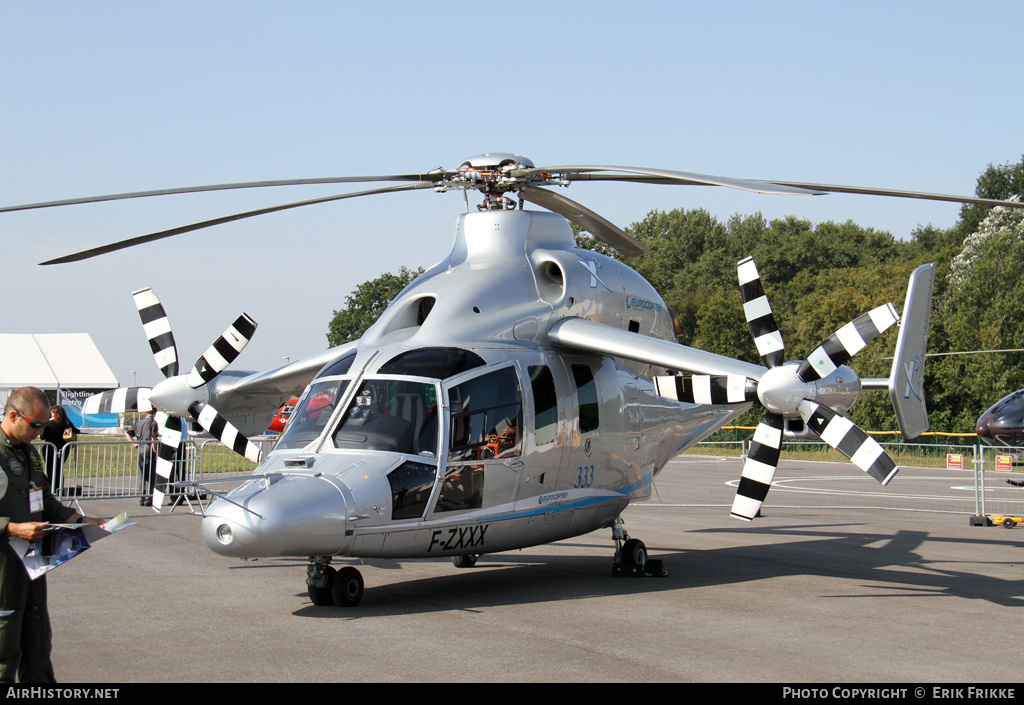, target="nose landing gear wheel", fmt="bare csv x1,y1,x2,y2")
307,565,336,606
452,554,478,568
331,566,365,606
